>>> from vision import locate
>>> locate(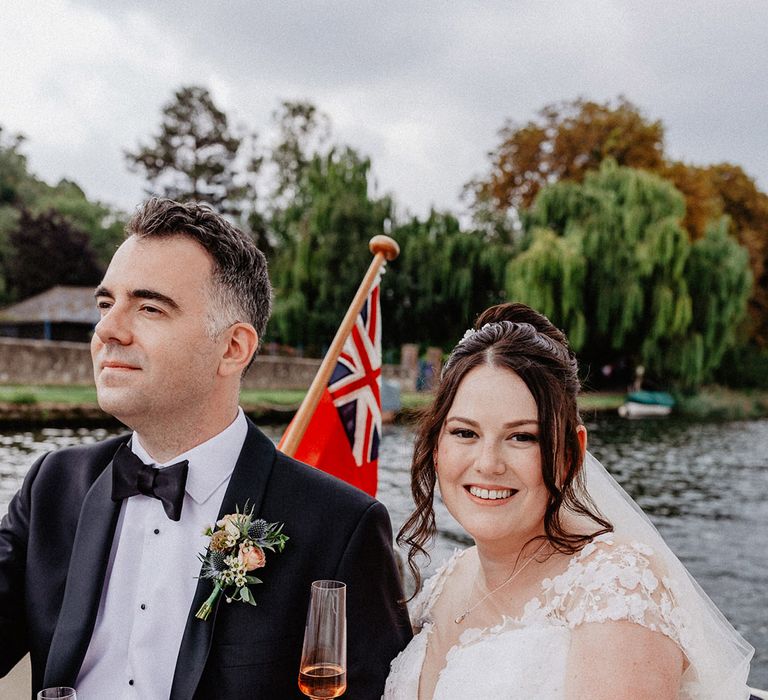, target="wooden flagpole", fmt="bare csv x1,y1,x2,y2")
279,235,400,457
